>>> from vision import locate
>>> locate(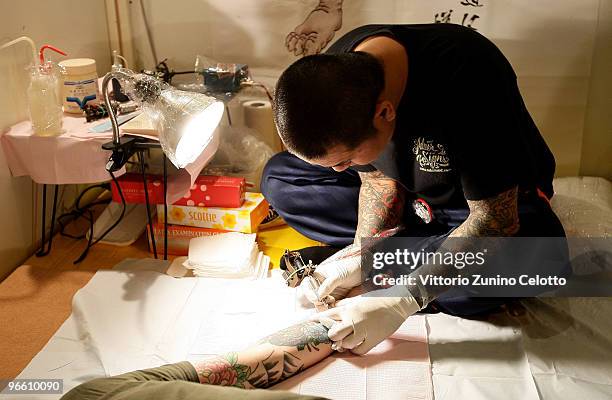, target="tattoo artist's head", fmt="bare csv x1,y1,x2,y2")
274,52,396,172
